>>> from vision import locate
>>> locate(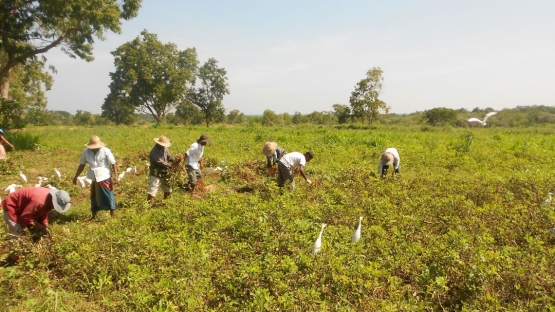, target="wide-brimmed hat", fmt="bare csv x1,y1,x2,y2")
154,135,172,147
50,188,71,213
197,134,211,144
85,135,106,149
381,152,394,165
262,141,278,156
